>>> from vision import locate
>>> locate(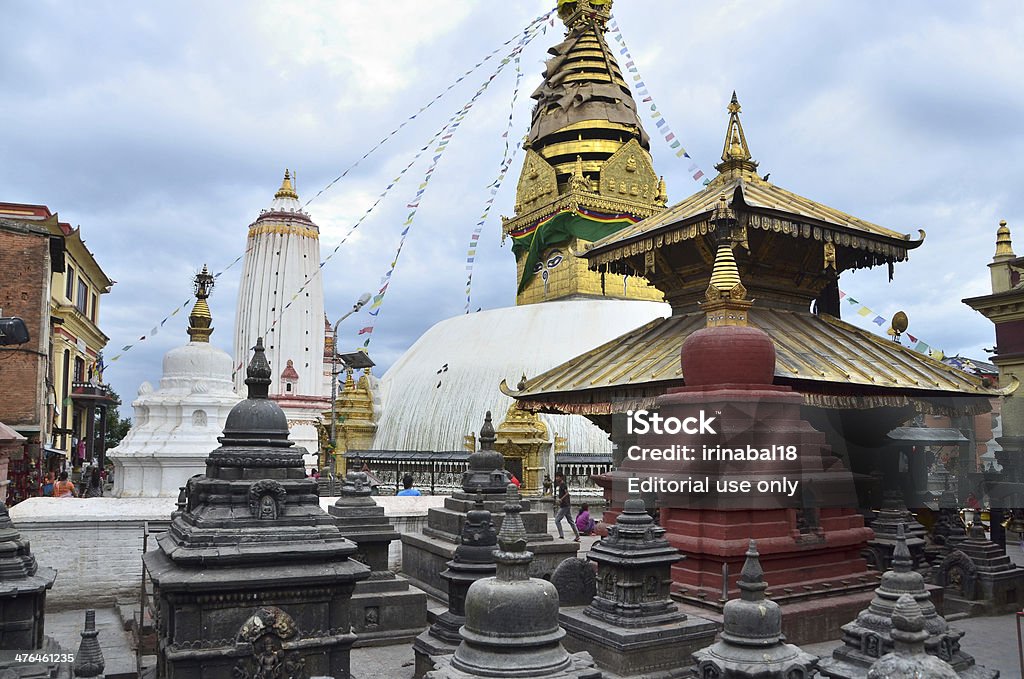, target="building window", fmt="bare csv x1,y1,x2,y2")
90,293,98,322
76,279,88,314
74,356,85,382
65,267,76,301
